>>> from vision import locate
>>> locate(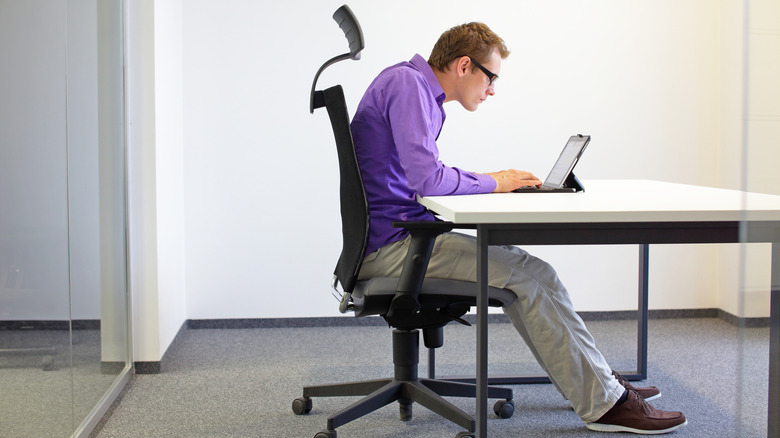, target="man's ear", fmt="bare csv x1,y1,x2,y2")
454,56,470,77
